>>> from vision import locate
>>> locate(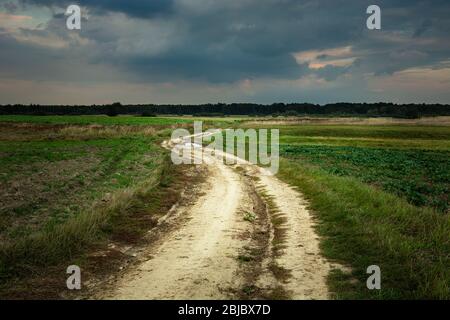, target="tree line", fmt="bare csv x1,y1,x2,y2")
1,102,449,118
